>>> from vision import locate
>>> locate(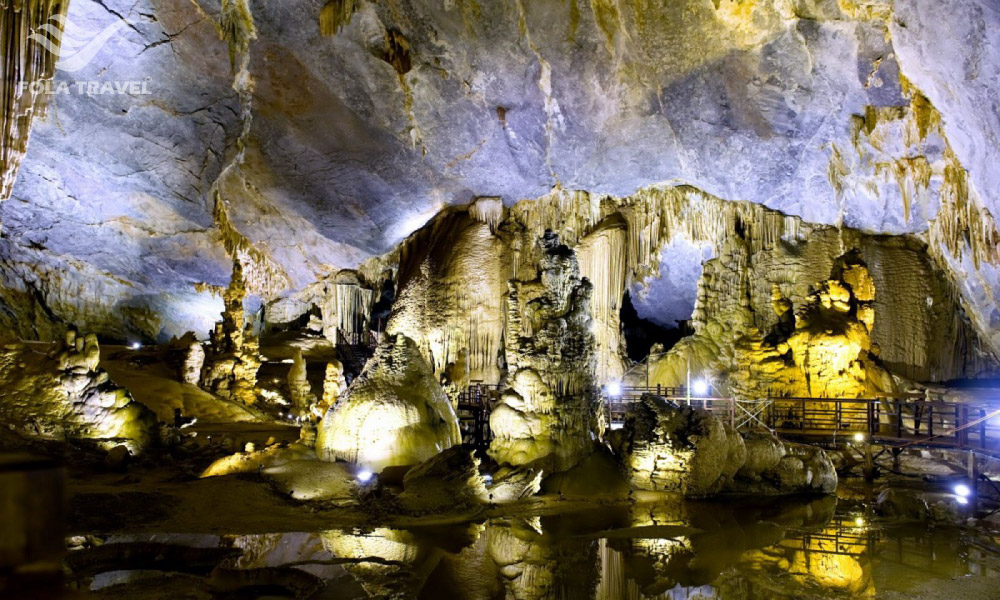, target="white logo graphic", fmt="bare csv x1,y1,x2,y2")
28,13,129,72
